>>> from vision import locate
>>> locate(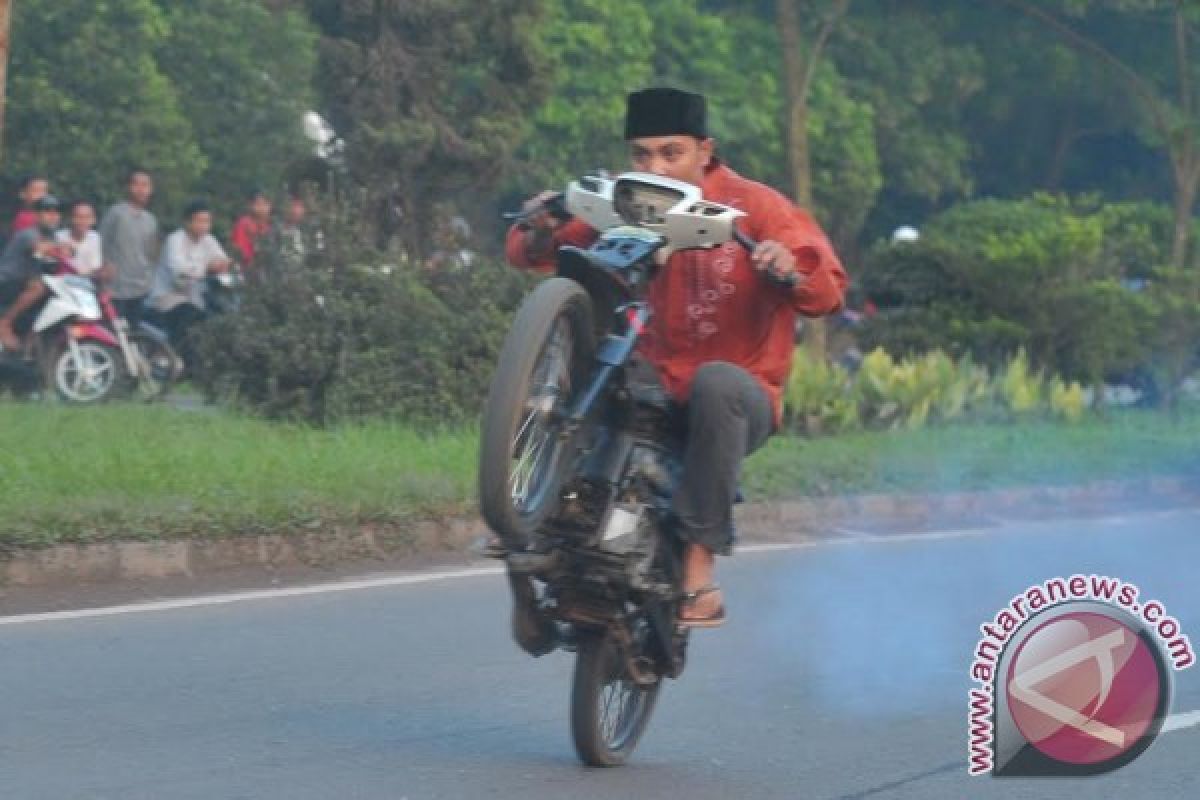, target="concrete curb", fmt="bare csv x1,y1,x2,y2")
3,477,1197,589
